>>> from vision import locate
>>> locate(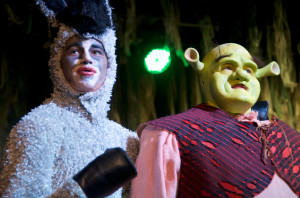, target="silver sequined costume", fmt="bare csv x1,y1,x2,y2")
0,1,139,197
